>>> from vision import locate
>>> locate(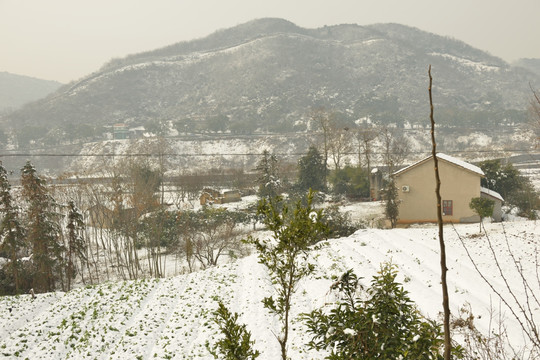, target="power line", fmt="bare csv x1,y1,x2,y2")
0,149,537,157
